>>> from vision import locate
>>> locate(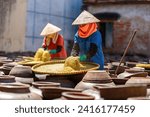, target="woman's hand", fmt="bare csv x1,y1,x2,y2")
49,49,57,54
79,55,87,61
